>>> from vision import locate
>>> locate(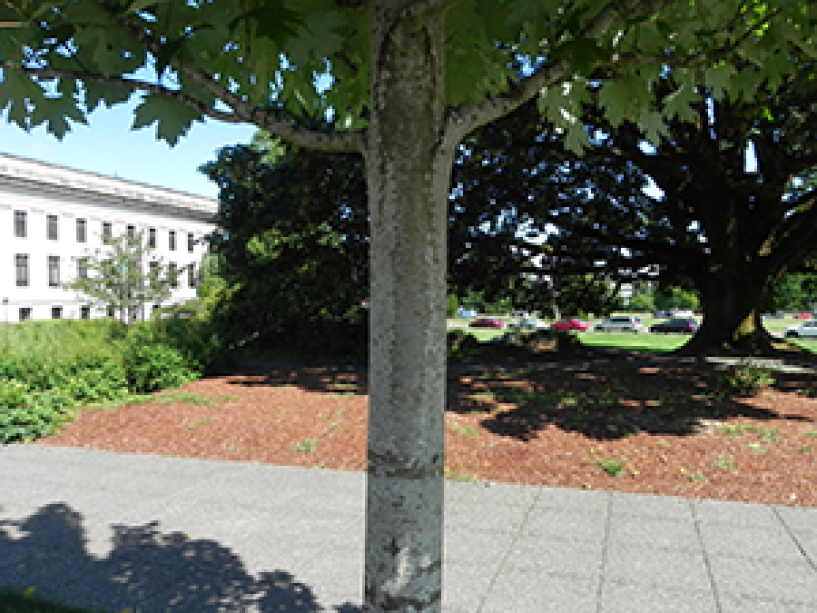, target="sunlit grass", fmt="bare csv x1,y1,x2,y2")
578,333,688,354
